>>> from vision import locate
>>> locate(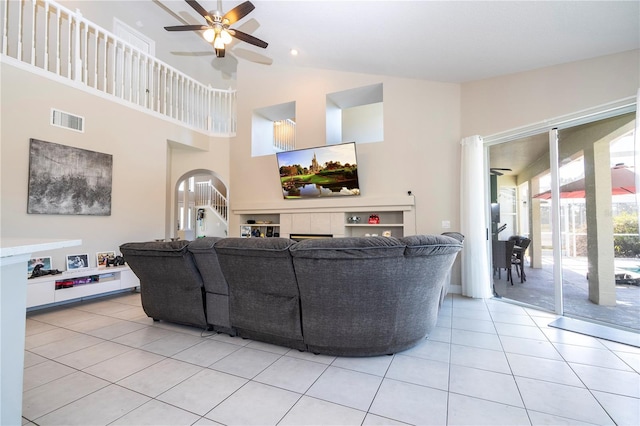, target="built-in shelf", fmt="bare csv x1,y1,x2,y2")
27,265,139,309
234,197,415,238
345,223,404,227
